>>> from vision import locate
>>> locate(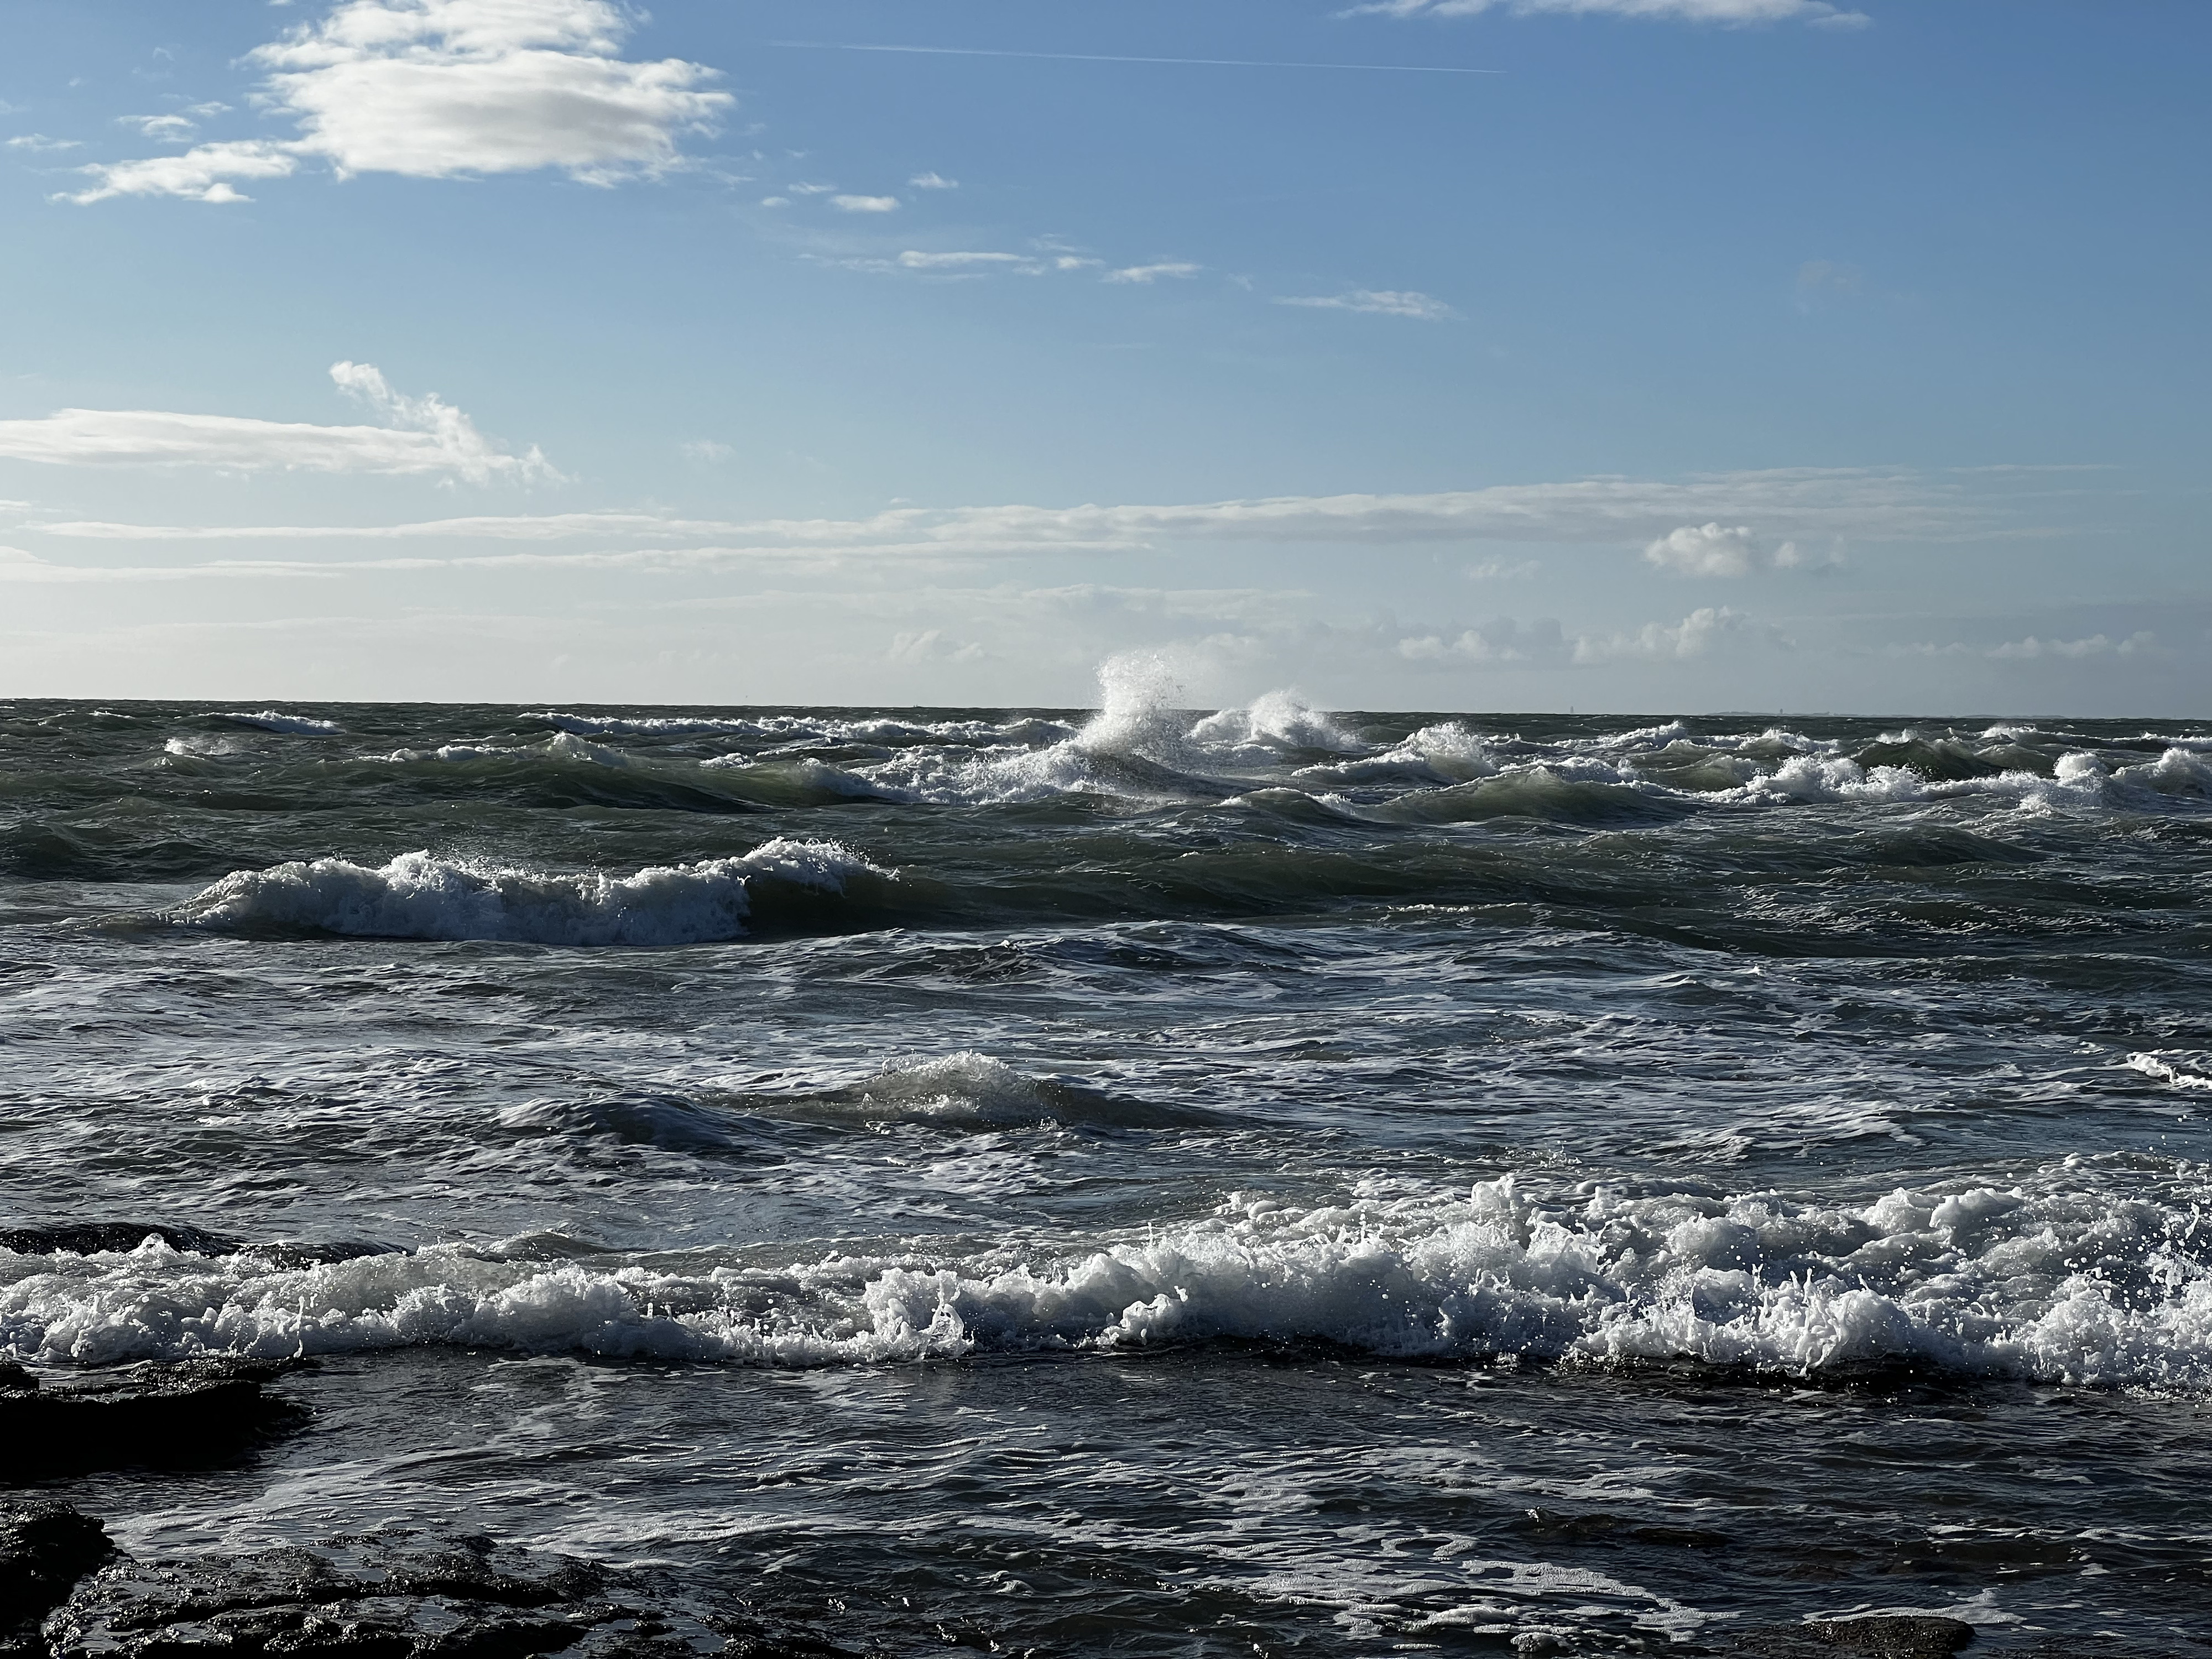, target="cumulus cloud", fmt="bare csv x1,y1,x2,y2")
1276,289,1455,321
1348,0,1869,26
831,193,899,212
1104,262,1202,285
1642,521,1834,575
908,170,957,189
6,134,81,153
1398,616,1567,662
1573,606,1782,662
68,0,732,204
0,362,554,482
